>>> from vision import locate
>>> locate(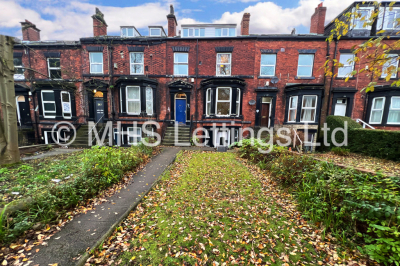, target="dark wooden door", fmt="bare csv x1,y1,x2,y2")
94,99,104,123
18,100,31,126
260,103,270,127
